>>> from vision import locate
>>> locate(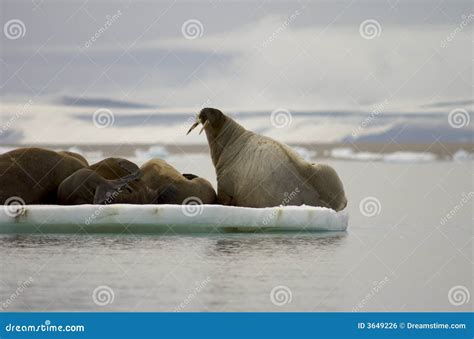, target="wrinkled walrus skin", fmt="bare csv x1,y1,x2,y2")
88,157,140,180
187,108,348,211
0,148,87,204
57,158,156,205
141,158,217,204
